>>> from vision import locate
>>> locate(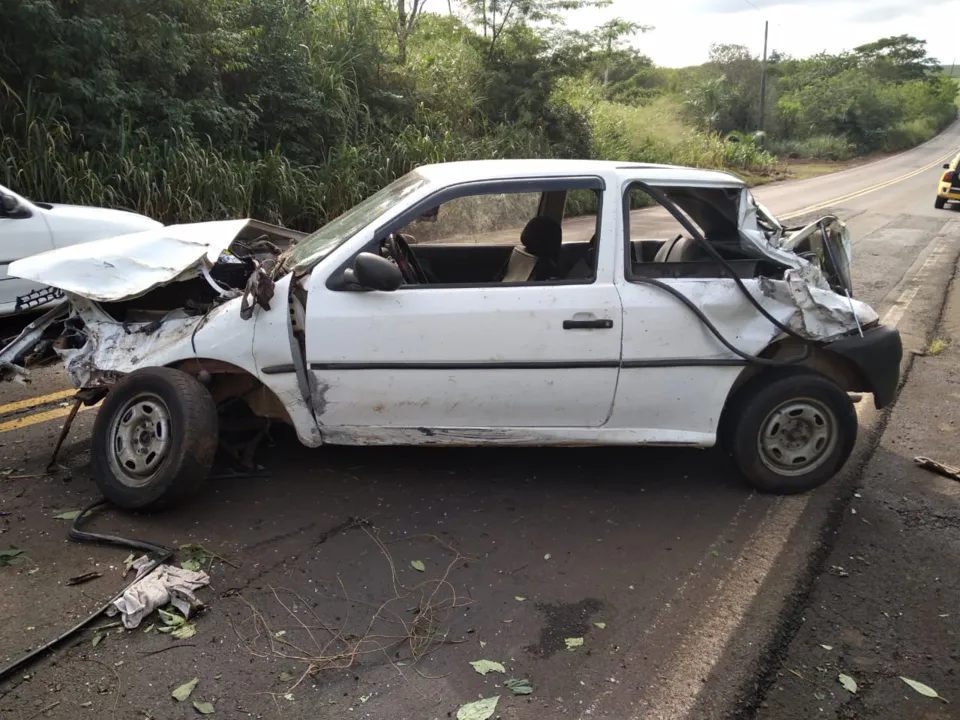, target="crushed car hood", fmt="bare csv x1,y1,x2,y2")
7,219,283,303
